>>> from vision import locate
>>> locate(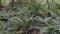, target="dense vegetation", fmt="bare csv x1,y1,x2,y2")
0,0,60,34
